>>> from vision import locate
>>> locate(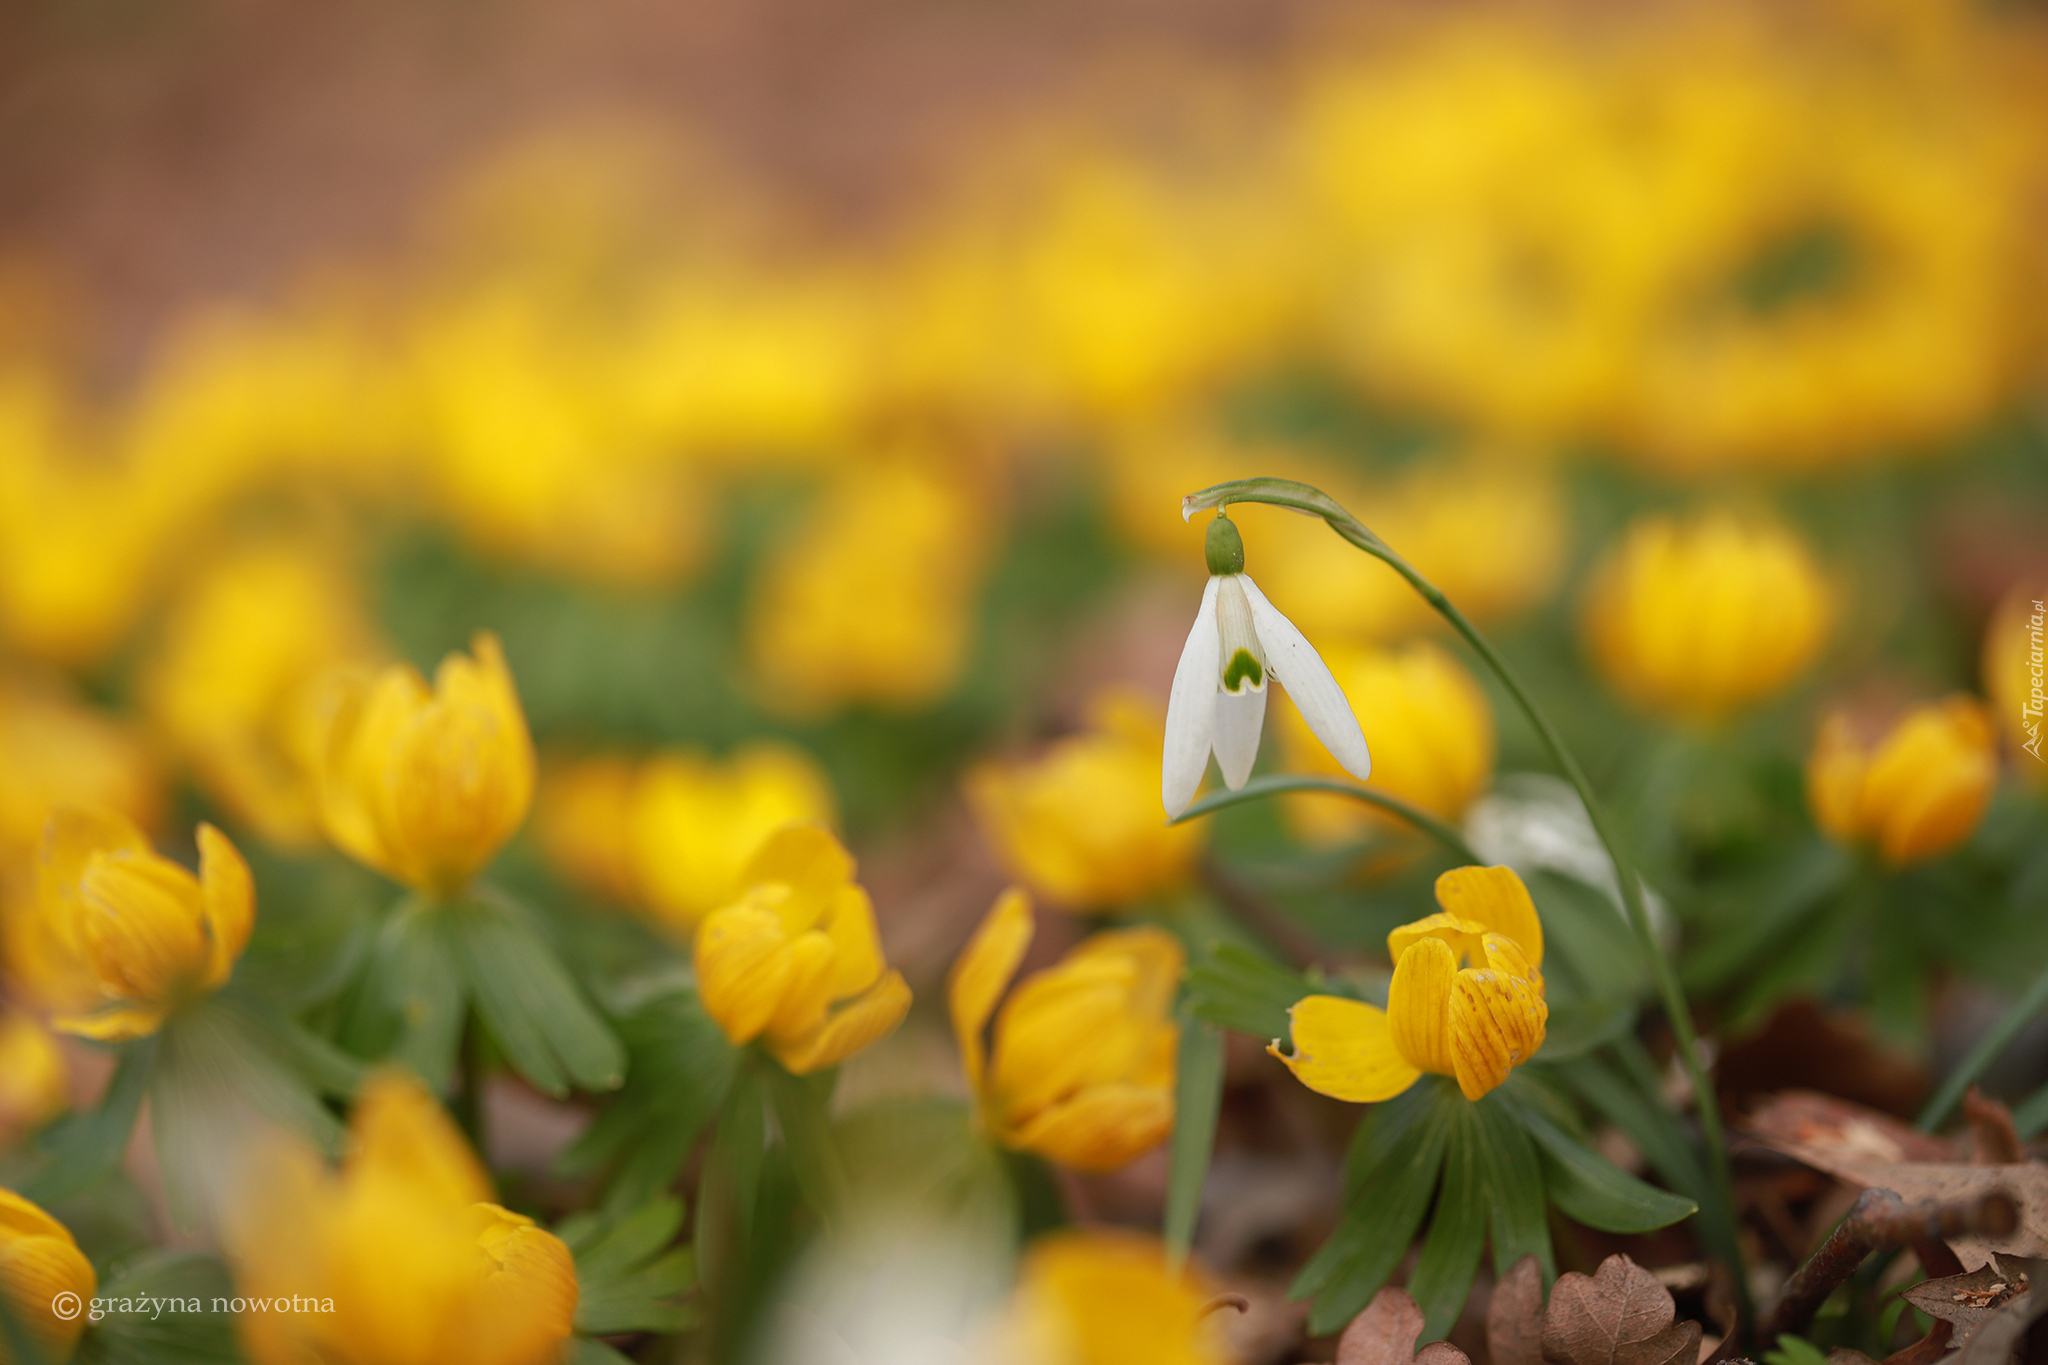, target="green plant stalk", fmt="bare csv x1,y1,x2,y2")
1916,955,2048,1132
1172,773,1484,864
1185,478,1745,1300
